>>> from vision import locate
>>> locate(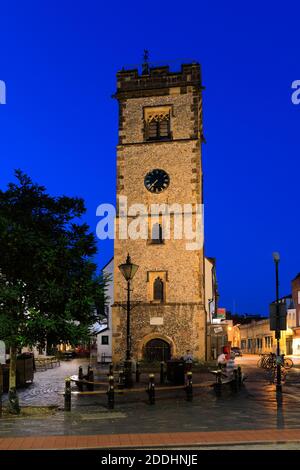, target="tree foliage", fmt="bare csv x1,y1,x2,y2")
0,170,109,351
